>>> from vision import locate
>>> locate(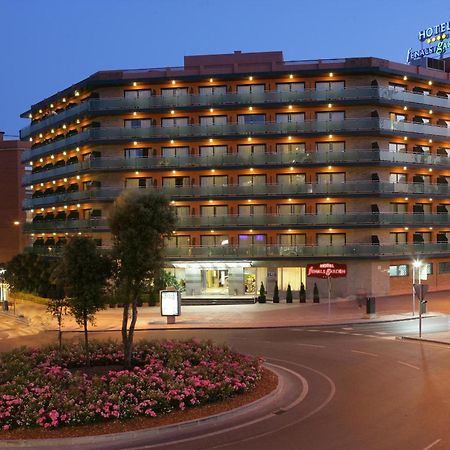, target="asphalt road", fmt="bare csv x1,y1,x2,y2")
3,317,450,450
